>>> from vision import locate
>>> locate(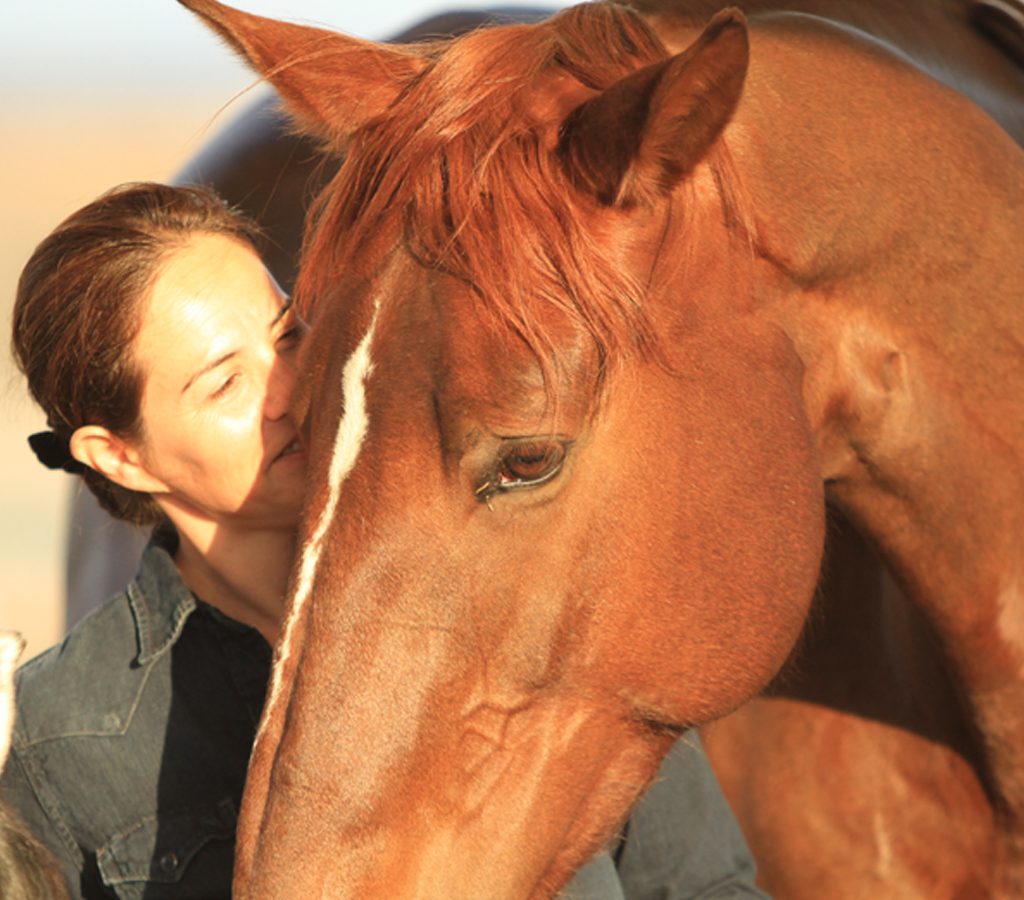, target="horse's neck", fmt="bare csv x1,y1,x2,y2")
726,17,1024,884
640,1,1024,142
734,16,1023,442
